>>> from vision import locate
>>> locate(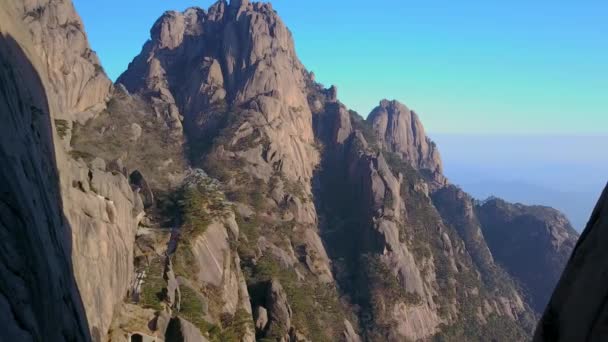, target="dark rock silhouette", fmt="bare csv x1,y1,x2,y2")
534,183,608,341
